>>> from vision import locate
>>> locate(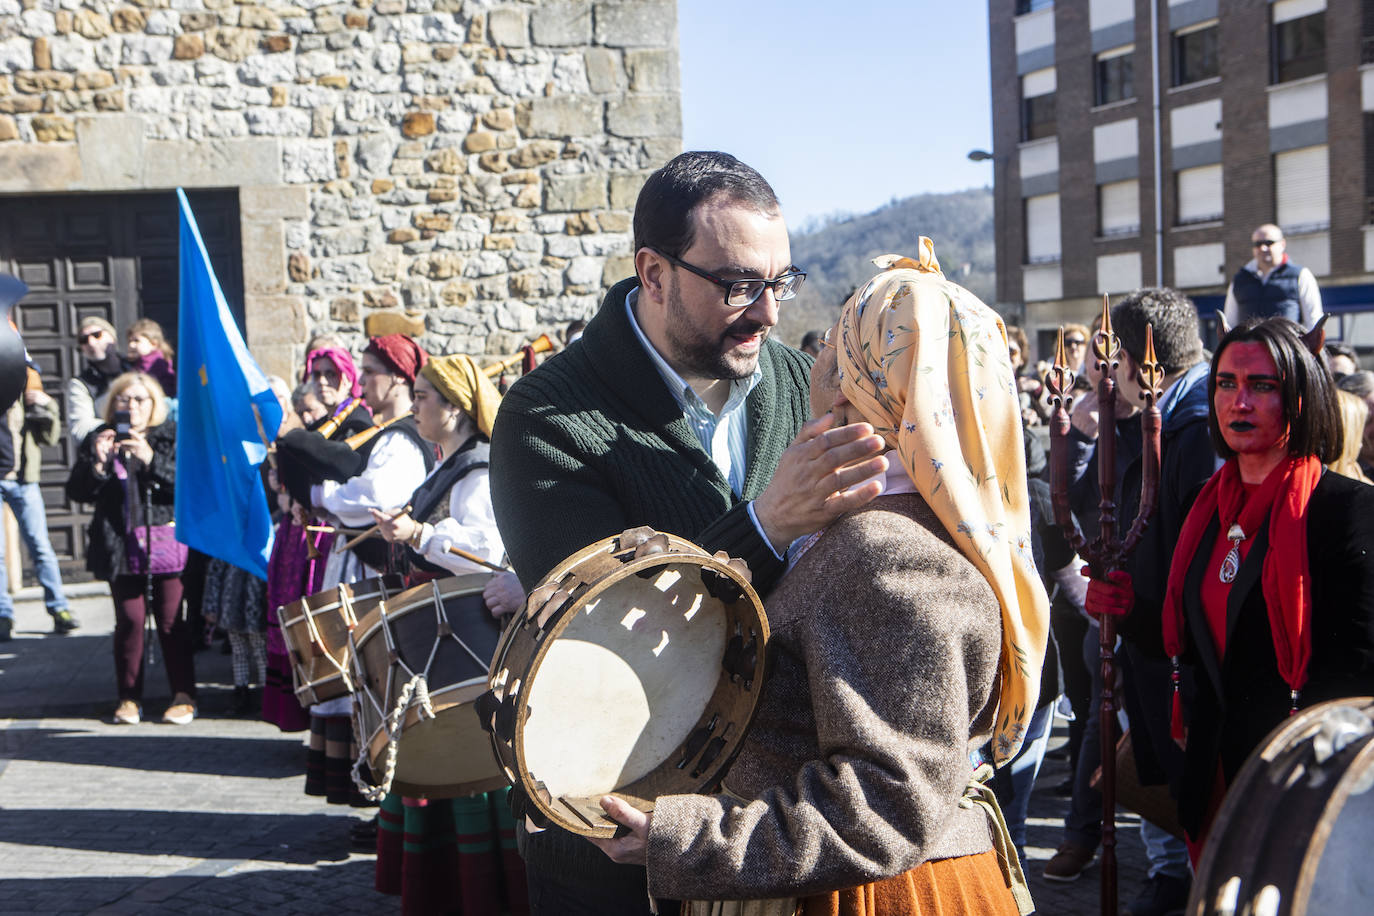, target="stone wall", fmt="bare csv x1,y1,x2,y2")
0,0,681,377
